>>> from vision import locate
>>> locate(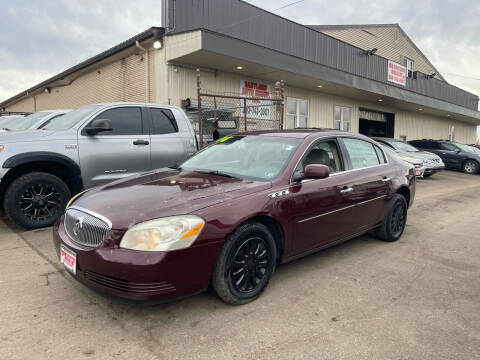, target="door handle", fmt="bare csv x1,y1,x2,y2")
340,186,353,194
382,177,391,182
133,139,149,146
